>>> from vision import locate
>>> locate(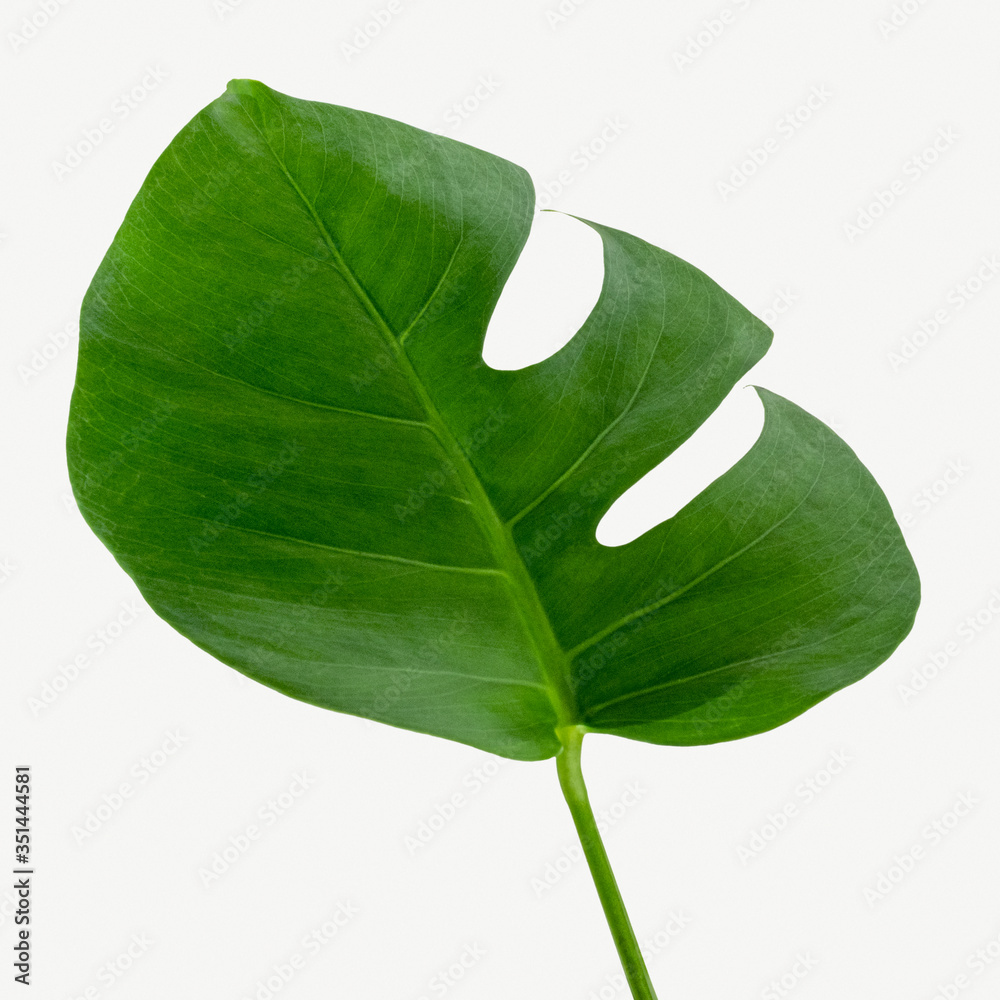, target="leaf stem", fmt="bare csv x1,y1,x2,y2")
556,725,659,1000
